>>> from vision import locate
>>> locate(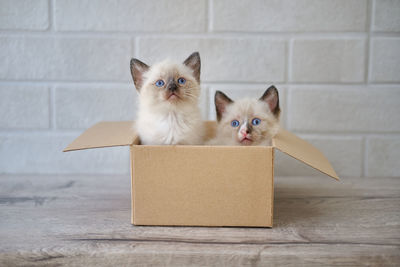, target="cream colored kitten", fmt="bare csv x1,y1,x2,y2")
130,52,204,145
209,86,280,146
